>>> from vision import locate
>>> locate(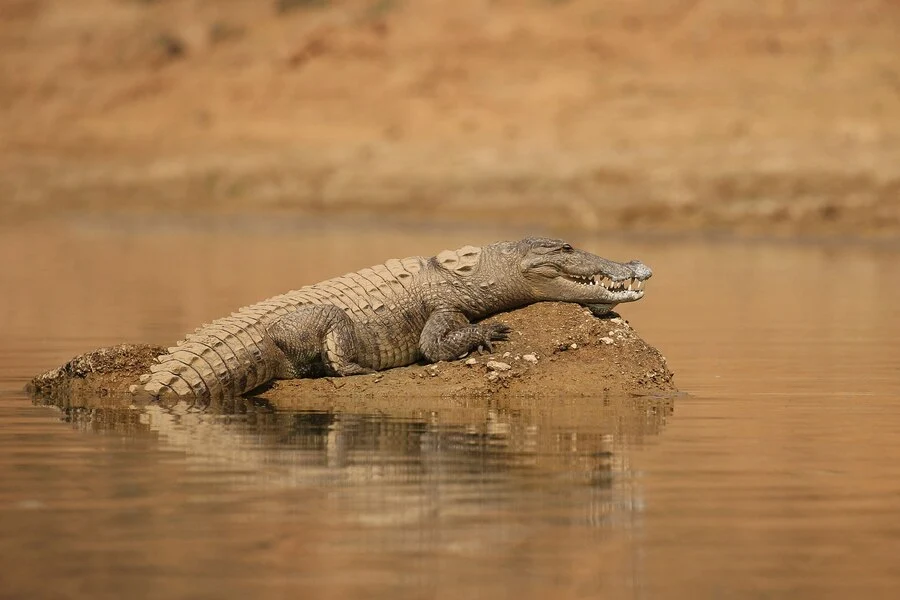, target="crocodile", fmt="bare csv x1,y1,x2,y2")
137,238,652,401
